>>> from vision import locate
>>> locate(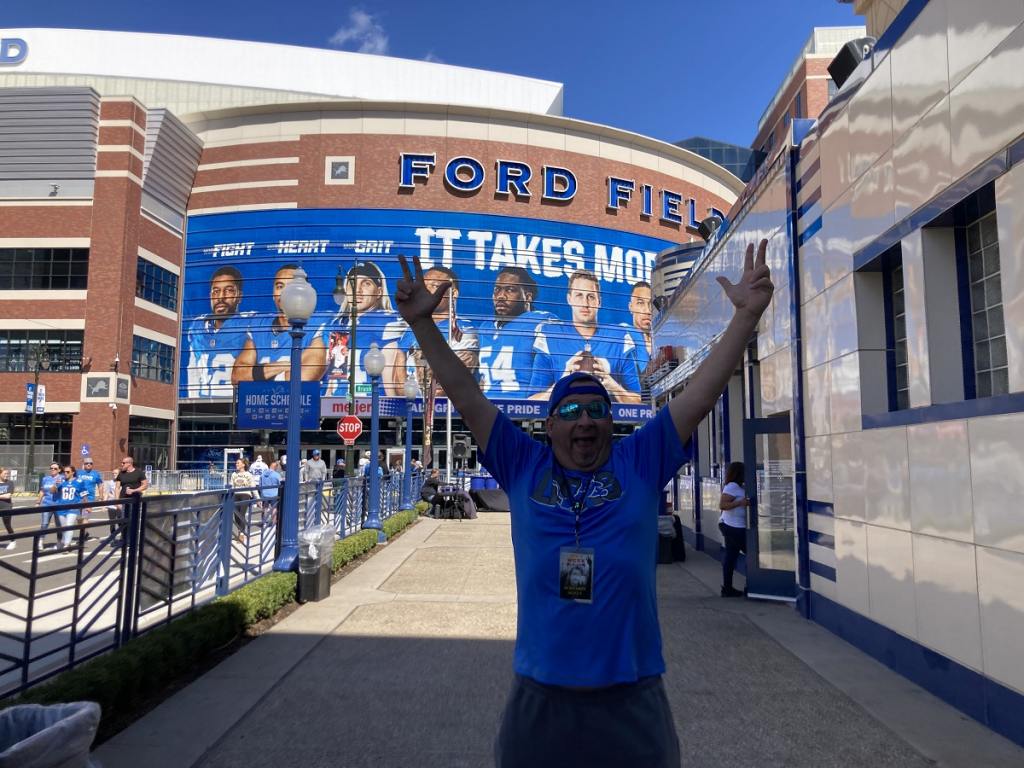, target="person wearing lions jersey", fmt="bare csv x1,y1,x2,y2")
392,241,773,767
621,281,654,400
233,264,328,386
477,266,555,398
529,269,641,404
324,261,406,397
394,265,478,396
186,265,254,398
